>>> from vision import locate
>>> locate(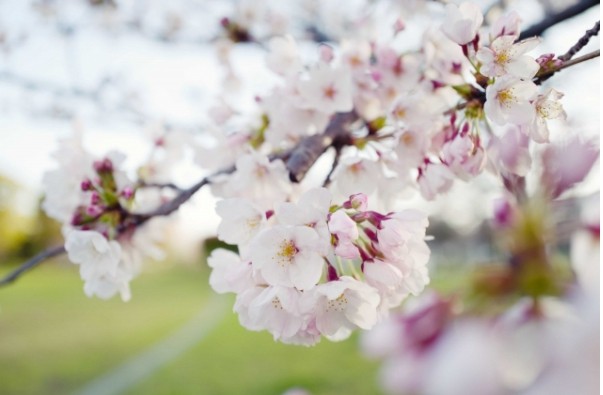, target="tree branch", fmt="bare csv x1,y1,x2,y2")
559,20,600,61
0,245,66,287
0,111,360,287
287,112,358,182
518,0,599,40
